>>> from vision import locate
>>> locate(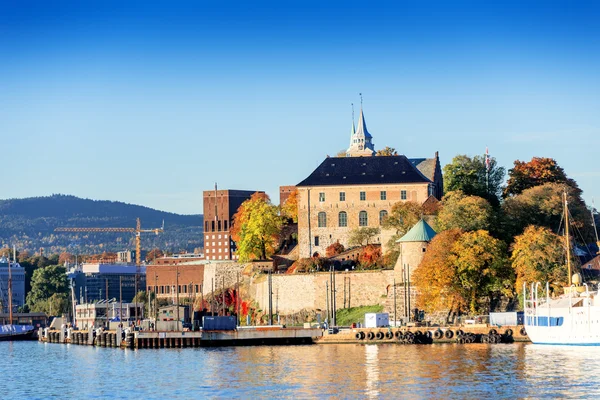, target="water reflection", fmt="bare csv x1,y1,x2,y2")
2,342,600,398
